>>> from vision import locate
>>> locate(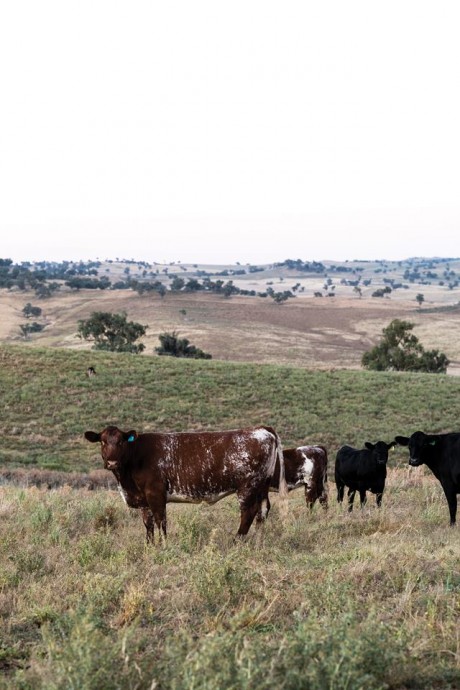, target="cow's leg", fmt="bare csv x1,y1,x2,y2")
141,507,155,544
336,481,345,504
305,484,316,511
145,490,167,544
442,484,457,526
319,486,328,511
236,491,261,537
347,488,356,512
256,494,271,525
359,490,367,508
